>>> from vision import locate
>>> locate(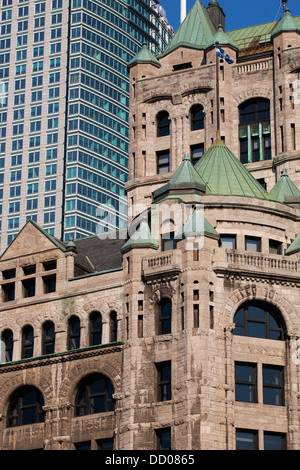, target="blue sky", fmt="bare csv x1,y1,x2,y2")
159,0,300,33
